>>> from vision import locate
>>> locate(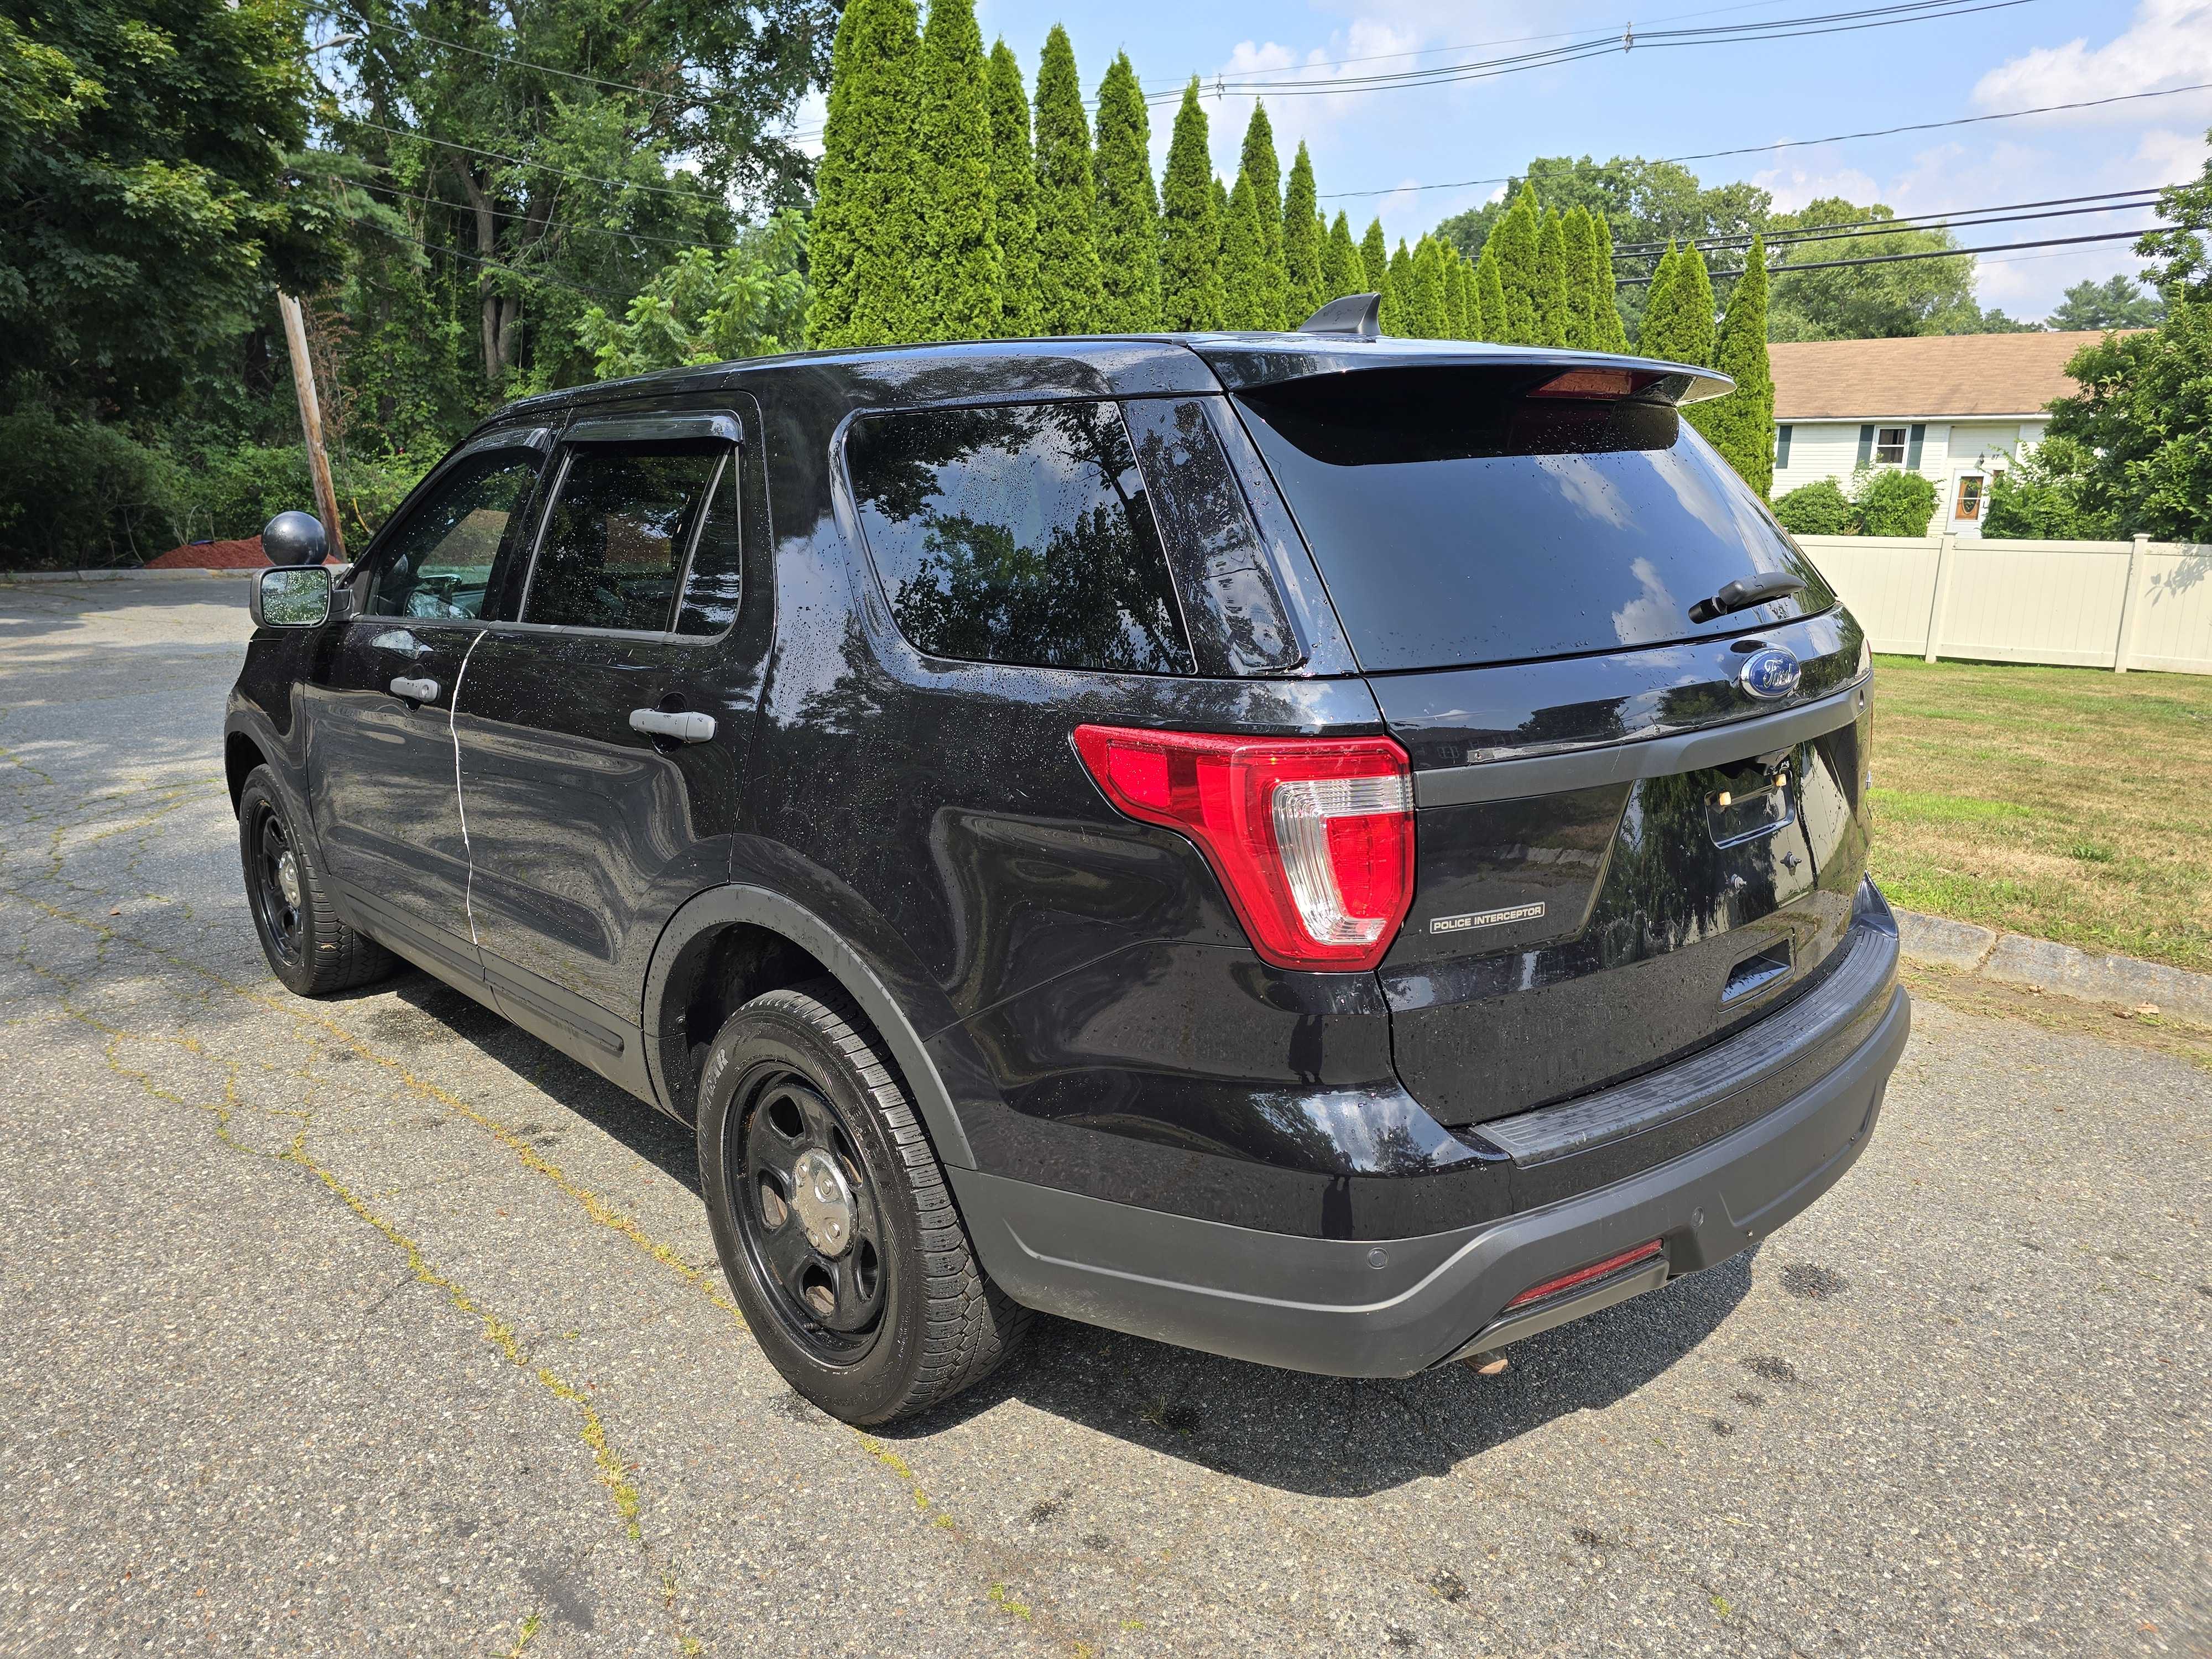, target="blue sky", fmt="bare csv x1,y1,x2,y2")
791,0,2212,320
